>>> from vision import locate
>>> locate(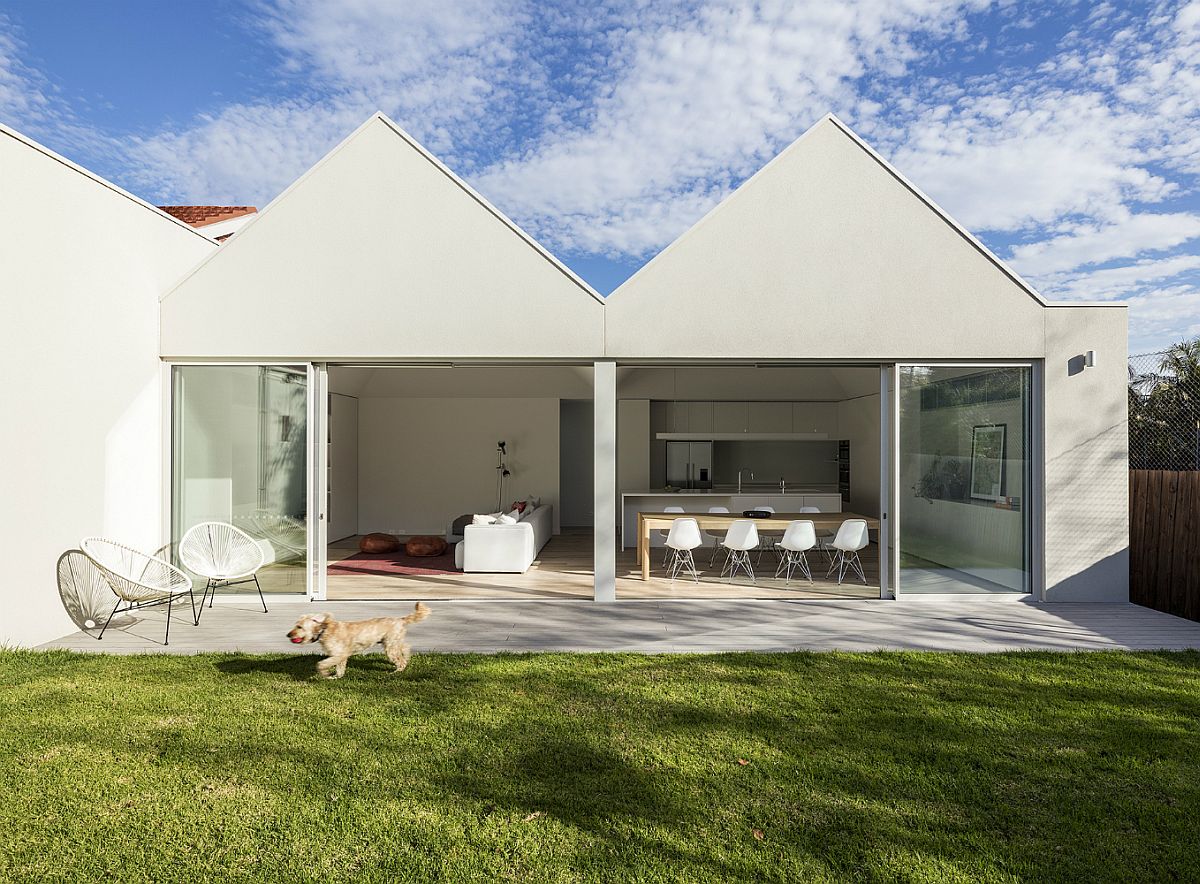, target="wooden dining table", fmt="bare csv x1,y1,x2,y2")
635,511,881,580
